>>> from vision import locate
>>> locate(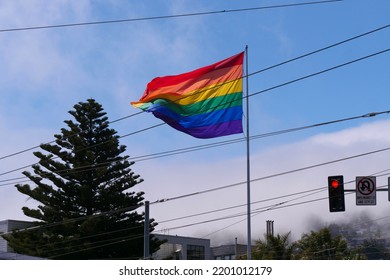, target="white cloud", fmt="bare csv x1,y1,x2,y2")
0,1,91,88
311,120,390,148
